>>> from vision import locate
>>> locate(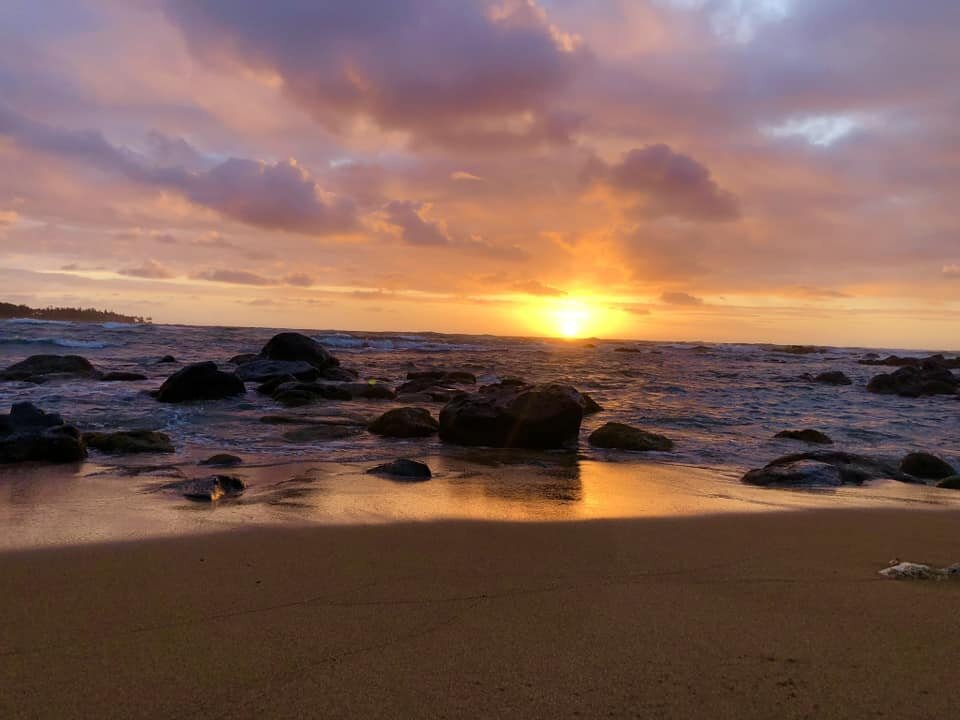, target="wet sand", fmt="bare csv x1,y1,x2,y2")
3,509,960,719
